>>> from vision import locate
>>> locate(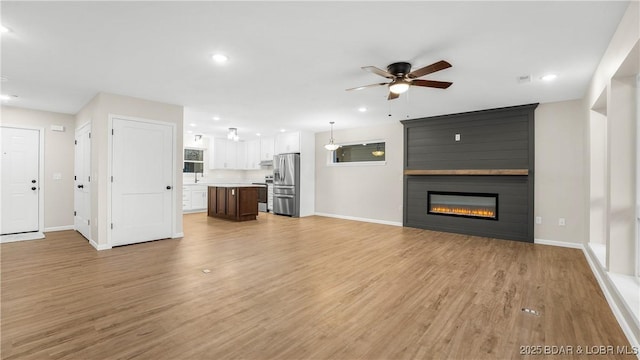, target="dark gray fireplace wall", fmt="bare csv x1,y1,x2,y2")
401,103,537,242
